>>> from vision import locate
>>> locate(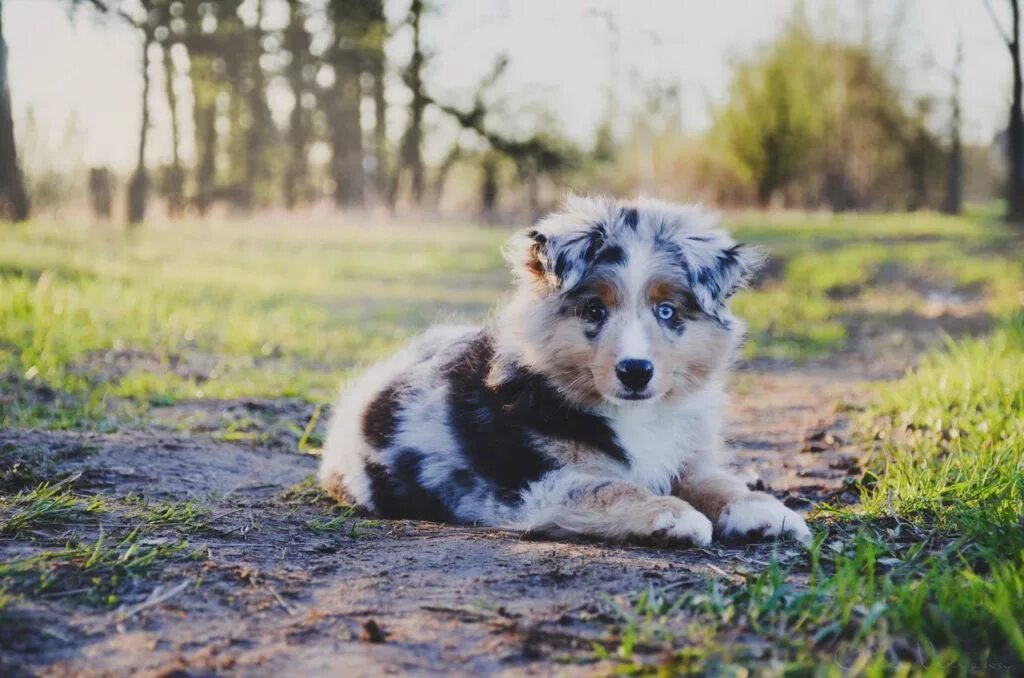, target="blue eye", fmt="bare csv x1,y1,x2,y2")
656,303,677,321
